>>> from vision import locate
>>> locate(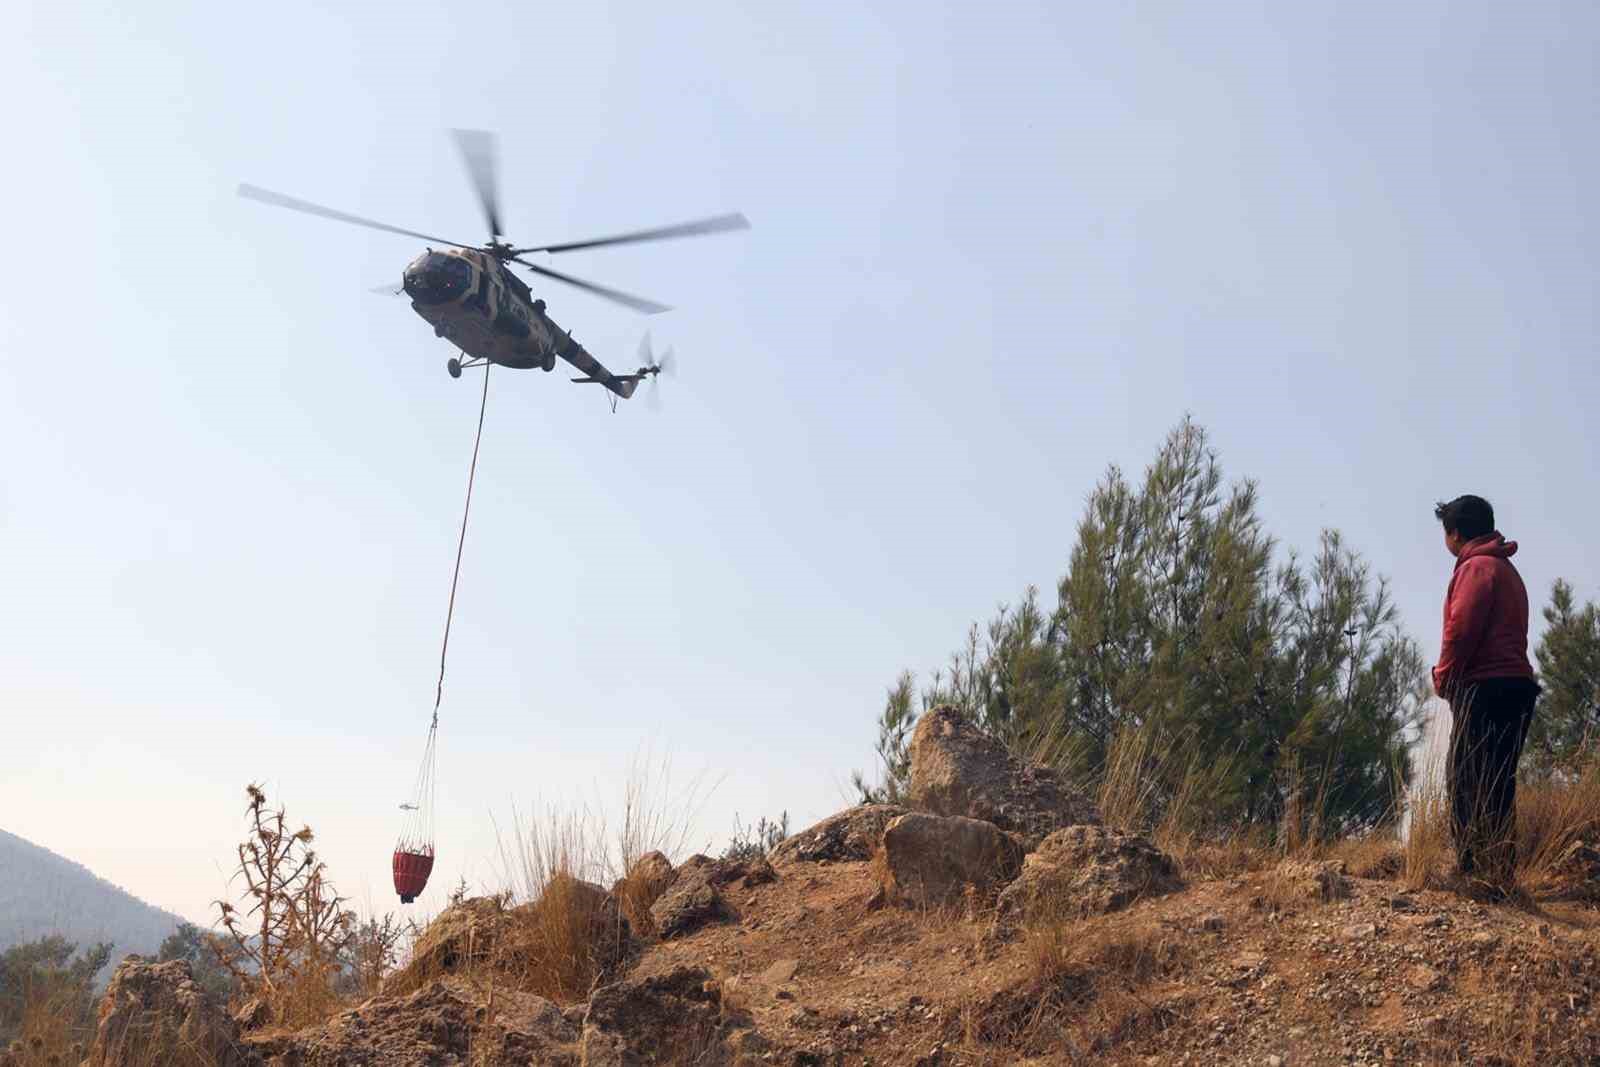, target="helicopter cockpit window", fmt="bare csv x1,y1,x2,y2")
404,253,474,305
